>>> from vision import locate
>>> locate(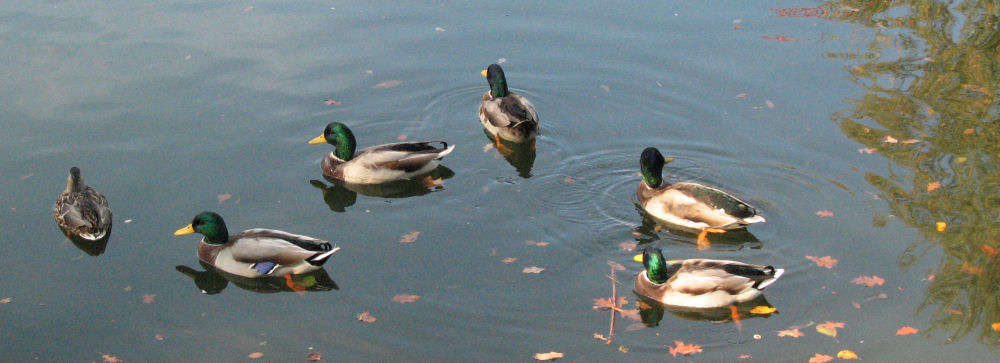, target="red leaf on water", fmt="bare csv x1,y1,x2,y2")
307,352,322,361
806,255,838,269
815,210,835,217
778,328,804,338
896,326,919,335
593,296,627,309
668,341,703,357
851,275,885,287
323,99,341,105
142,294,156,304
